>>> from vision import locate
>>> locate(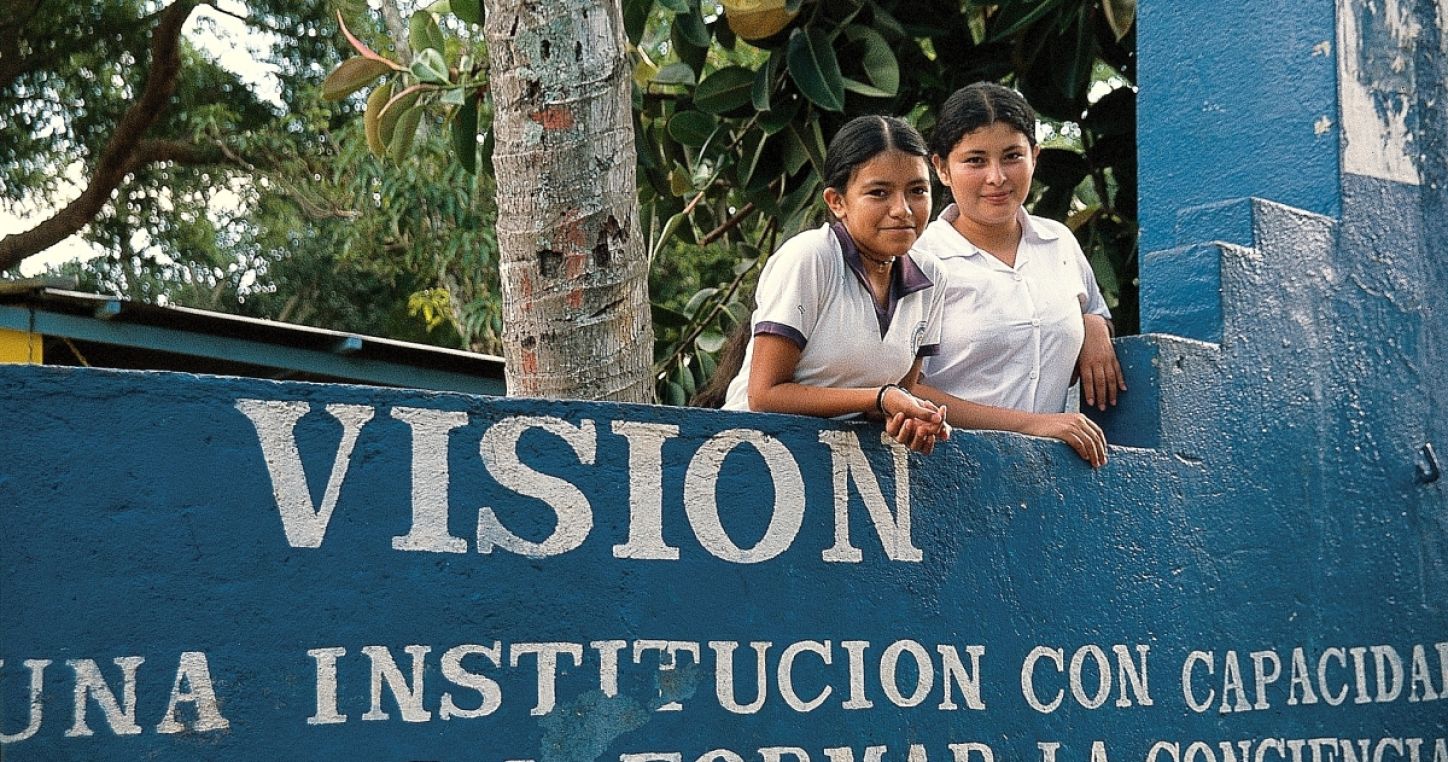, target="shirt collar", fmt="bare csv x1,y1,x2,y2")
926,204,1061,260
831,222,933,339
831,221,933,296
